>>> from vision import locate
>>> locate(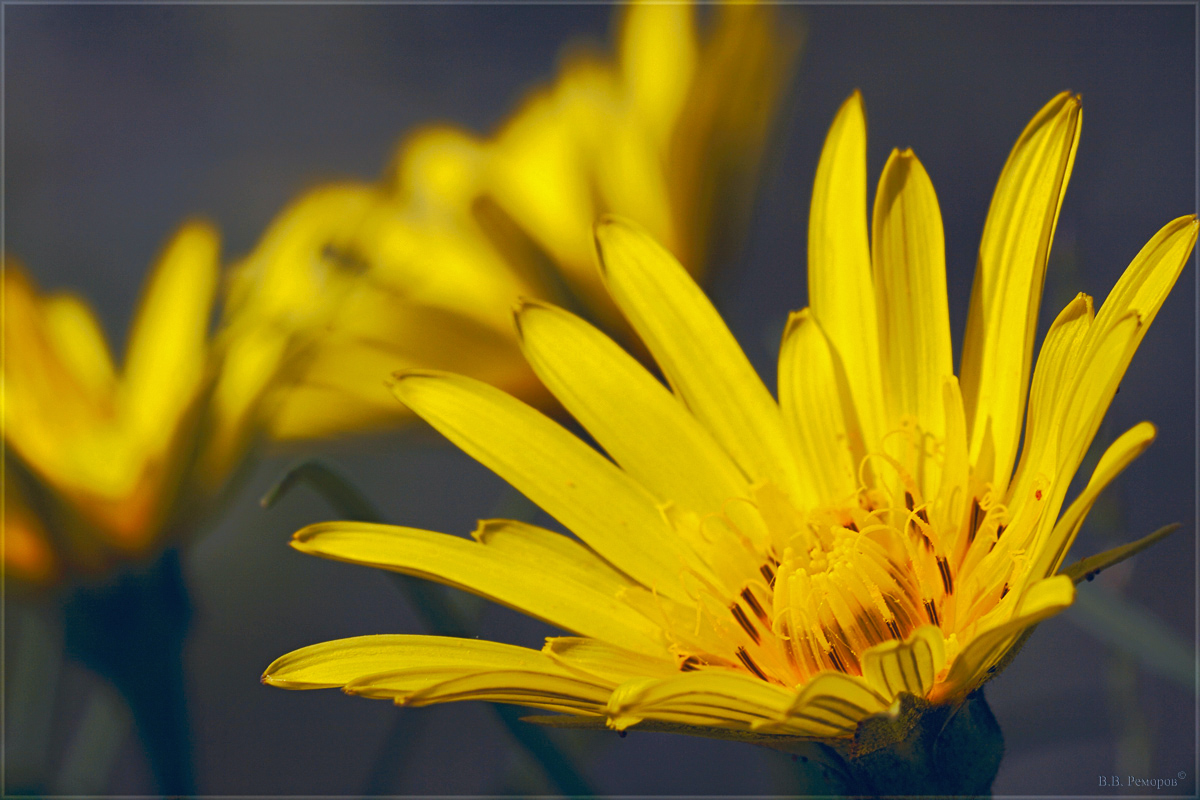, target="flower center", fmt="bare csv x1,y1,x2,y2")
659,429,1048,688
